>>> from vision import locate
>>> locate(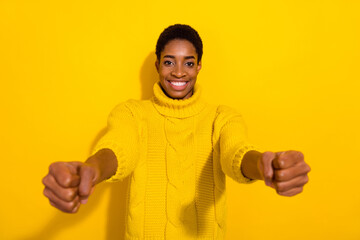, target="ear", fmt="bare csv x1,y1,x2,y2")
155,60,159,73
197,61,202,73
